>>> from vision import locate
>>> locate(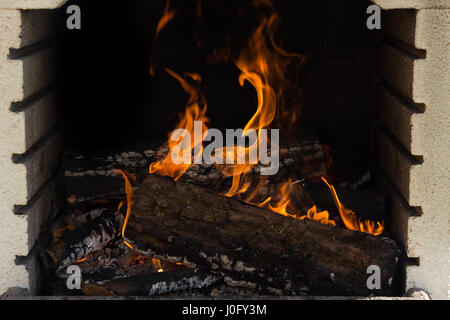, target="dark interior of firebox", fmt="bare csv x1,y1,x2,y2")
60,0,378,176
42,0,401,296
58,0,385,216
